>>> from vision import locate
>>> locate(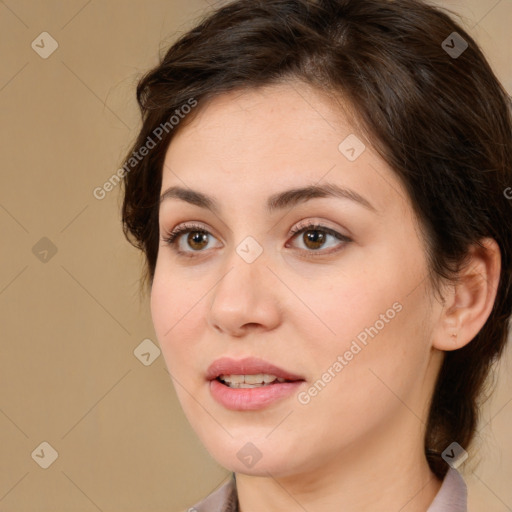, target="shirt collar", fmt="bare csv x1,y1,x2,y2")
191,466,467,512
426,466,468,512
